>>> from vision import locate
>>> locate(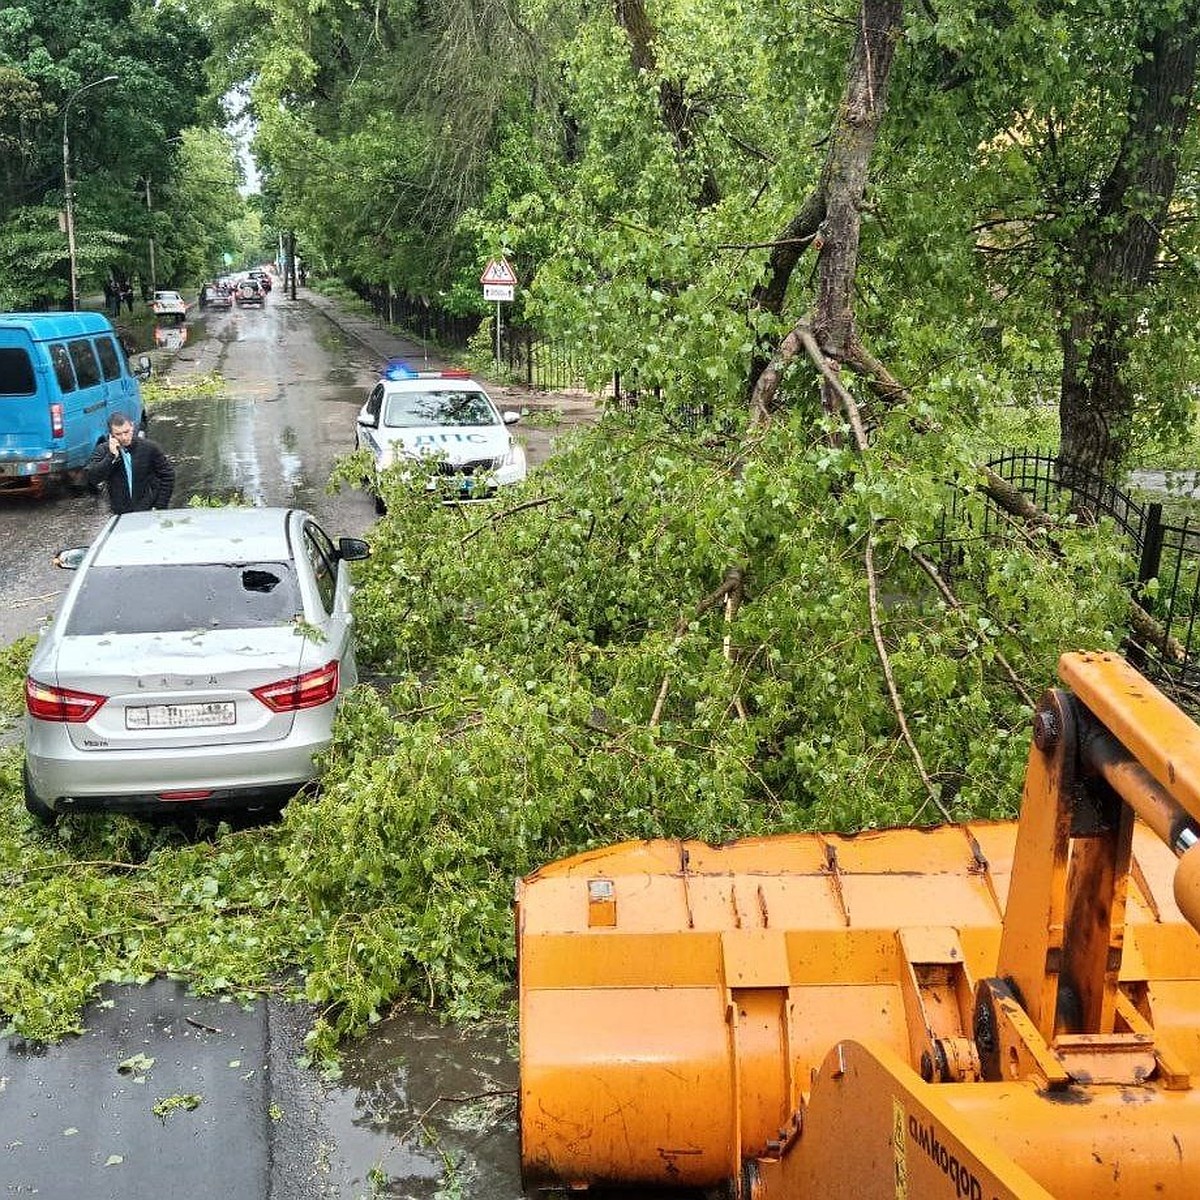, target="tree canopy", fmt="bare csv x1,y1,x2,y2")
193,0,1200,476
0,0,245,305
4,0,1197,464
